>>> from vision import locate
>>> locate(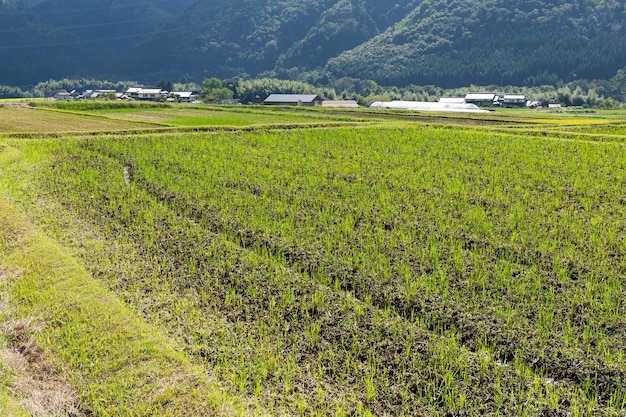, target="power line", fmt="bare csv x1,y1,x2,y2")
0,14,177,34
0,2,220,48
0,26,190,49
0,2,217,36
0,0,181,17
